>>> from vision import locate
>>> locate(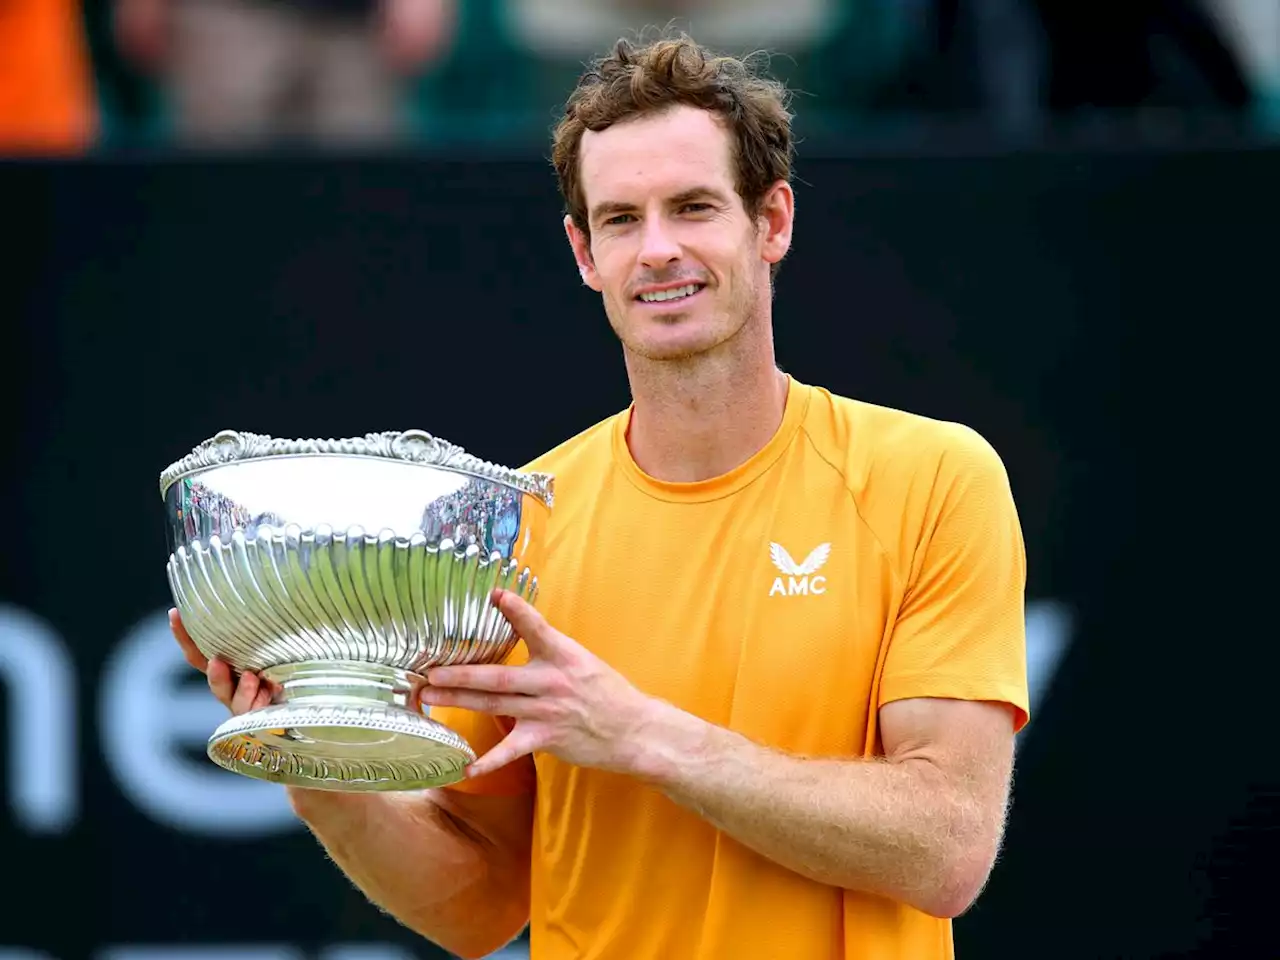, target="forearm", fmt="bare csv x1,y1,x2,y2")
288,787,529,958
631,705,989,917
